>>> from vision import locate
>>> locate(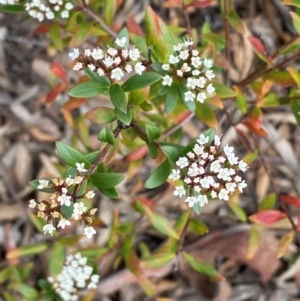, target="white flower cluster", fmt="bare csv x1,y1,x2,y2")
29,162,98,239
25,0,73,22
0,0,18,4
169,134,248,209
161,39,215,103
48,252,100,301
69,37,146,80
